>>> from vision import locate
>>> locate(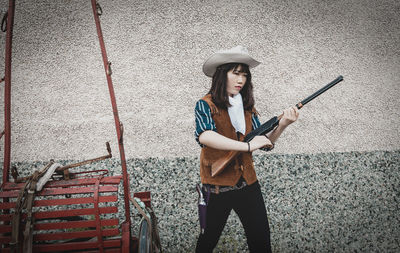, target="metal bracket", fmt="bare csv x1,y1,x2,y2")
1,11,7,32
96,1,102,16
